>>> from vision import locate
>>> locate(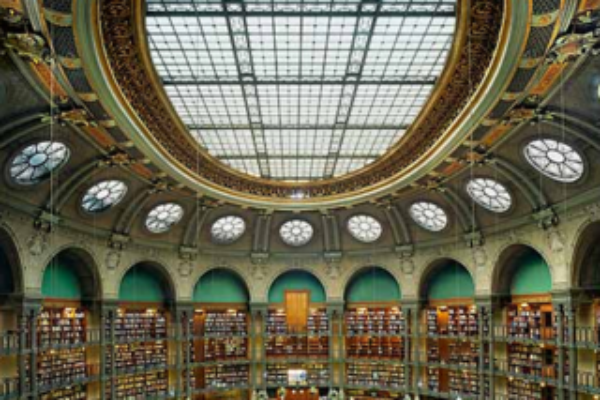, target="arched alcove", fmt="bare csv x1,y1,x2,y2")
572,221,600,295
345,267,401,303
119,262,174,303
193,268,249,303
42,248,100,301
268,270,326,303
420,259,475,301
492,245,552,297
